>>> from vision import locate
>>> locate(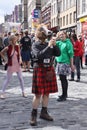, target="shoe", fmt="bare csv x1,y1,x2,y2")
58,95,68,98
69,78,74,81
0,94,6,99
57,96,66,102
40,107,53,121
22,92,27,98
30,109,37,126
75,79,80,82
